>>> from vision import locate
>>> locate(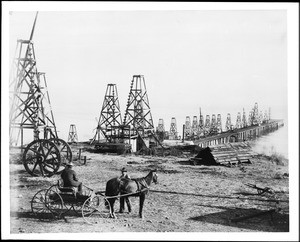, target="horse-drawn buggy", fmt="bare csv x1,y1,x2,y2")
30,169,158,223
31,179,111,224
